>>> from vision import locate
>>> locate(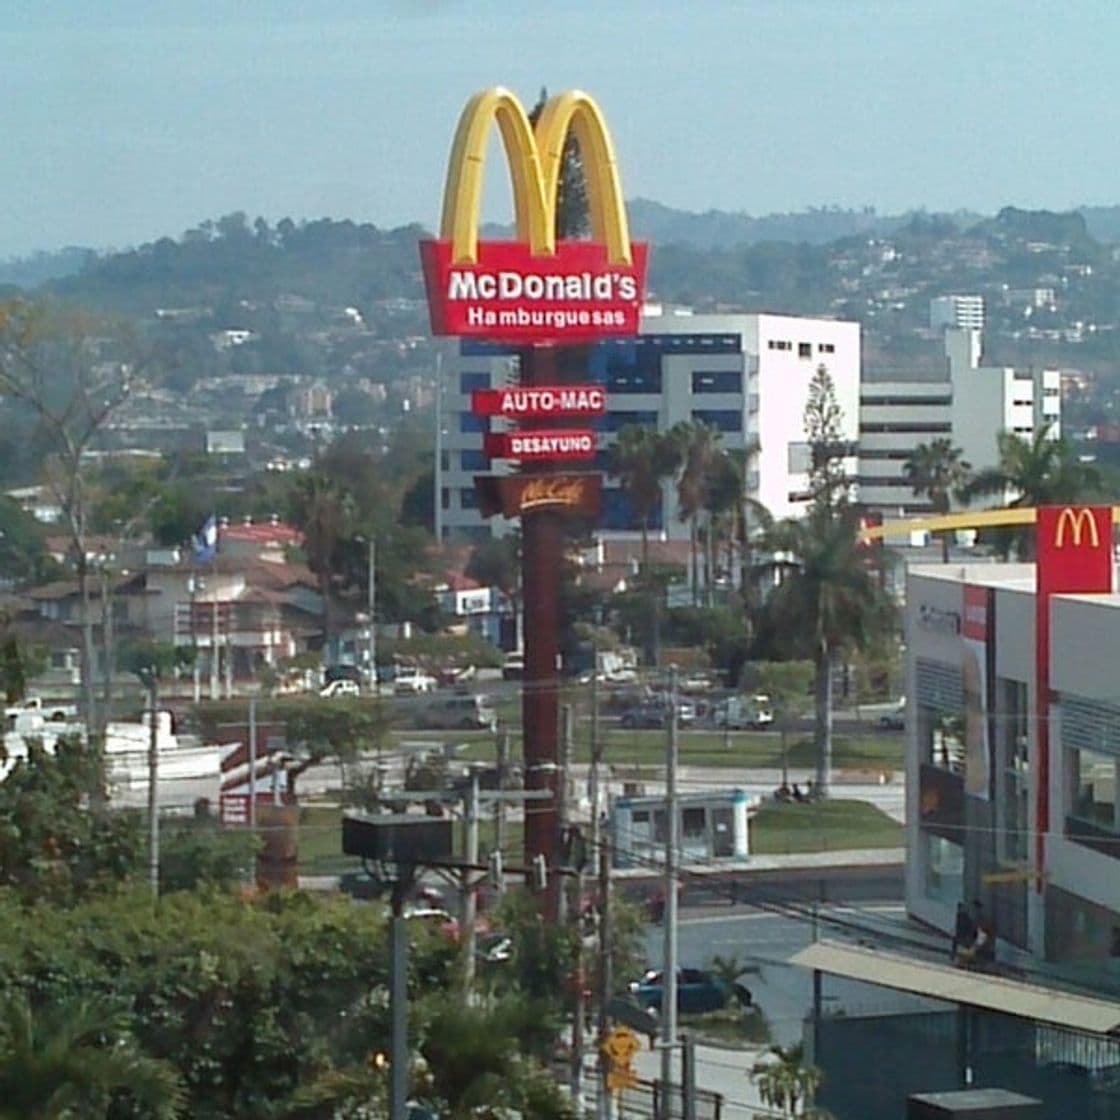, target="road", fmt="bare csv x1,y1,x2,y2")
629,902,948,1117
